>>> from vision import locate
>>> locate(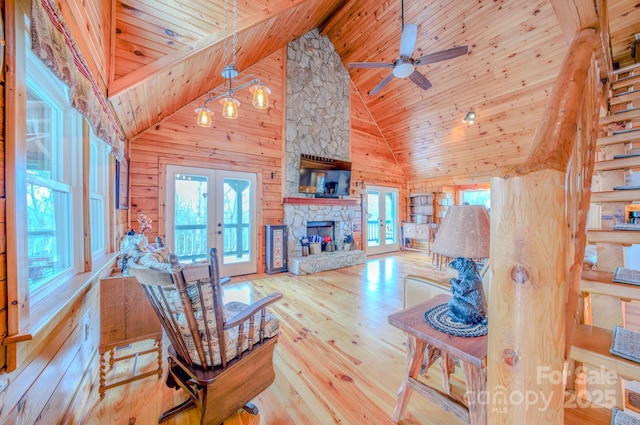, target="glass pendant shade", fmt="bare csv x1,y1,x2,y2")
195,107,213,127
251,85,271,109
221,97,239,119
